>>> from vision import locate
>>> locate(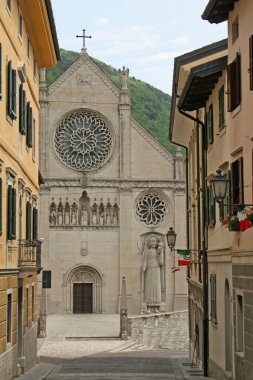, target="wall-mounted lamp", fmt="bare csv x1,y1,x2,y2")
166,227,177,252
